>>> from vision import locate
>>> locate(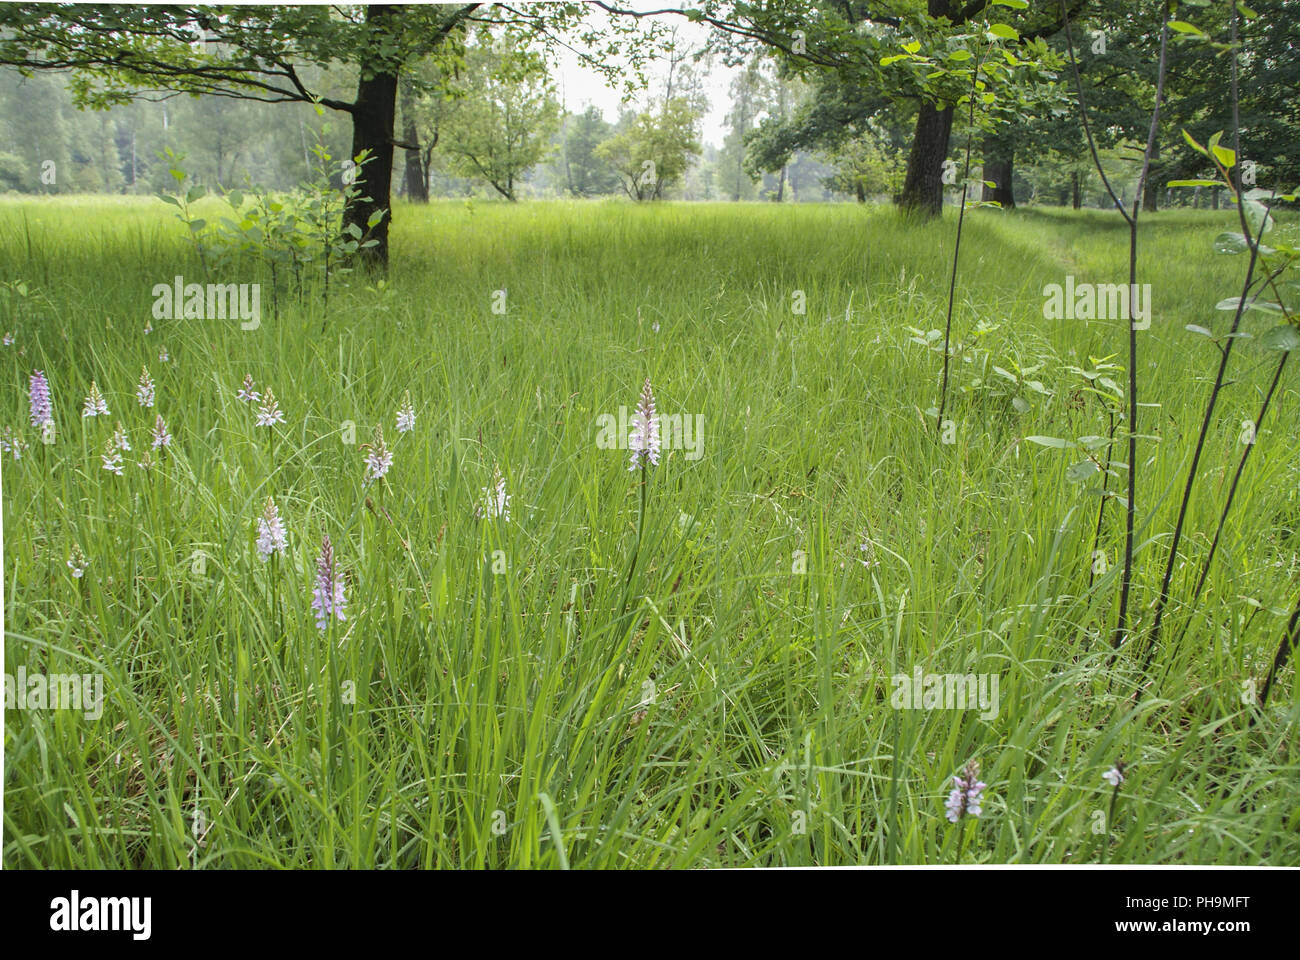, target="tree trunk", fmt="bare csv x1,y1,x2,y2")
1071,170,1081,209
776,164,786,202
855,181,865,203
400,77,428,203
342,4,399,269
1212,186,1220,210
981,155,1014,208
1141,141,1160,213
898,100,954,218
980,131,1014,208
